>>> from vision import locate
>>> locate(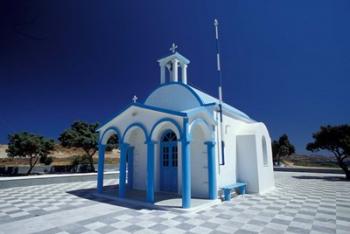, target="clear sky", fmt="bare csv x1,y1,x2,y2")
0,0,349,154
